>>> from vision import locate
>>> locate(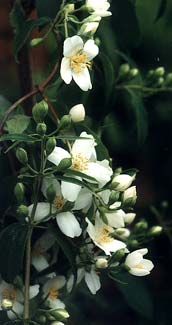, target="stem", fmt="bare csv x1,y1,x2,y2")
116,84,172,95
64,10,69,38
24,226,33,325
